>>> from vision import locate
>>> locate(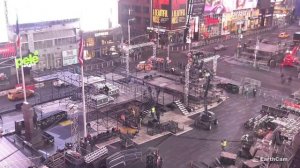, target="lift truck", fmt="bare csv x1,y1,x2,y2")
194,70,219,130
